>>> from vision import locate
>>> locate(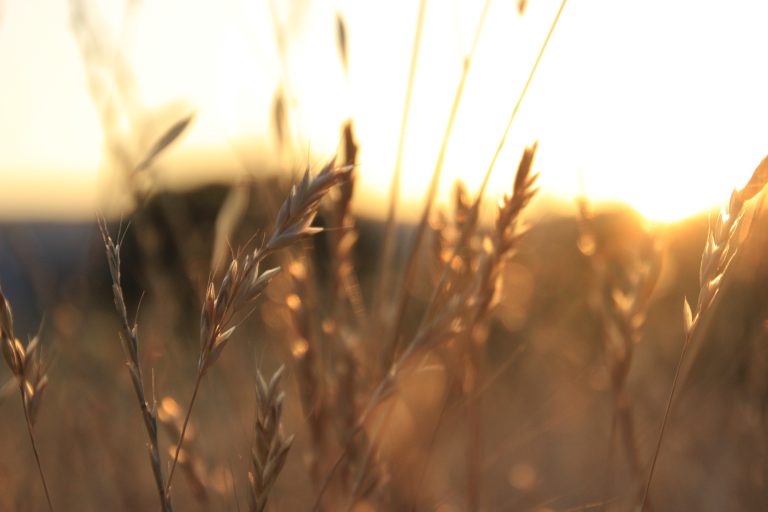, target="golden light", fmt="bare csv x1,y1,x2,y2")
0,0,765,222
